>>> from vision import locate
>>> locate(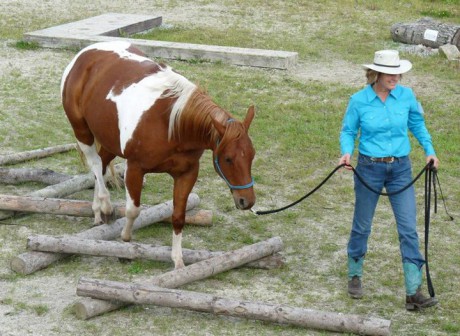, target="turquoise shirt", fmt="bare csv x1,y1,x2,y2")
340,84,435,157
